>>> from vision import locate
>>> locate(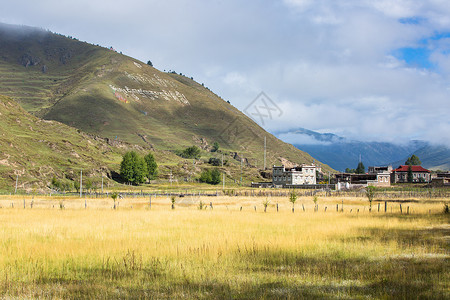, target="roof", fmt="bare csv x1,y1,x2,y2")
393,165,430,173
